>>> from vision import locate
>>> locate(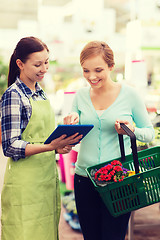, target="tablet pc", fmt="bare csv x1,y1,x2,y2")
44,124,94,144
